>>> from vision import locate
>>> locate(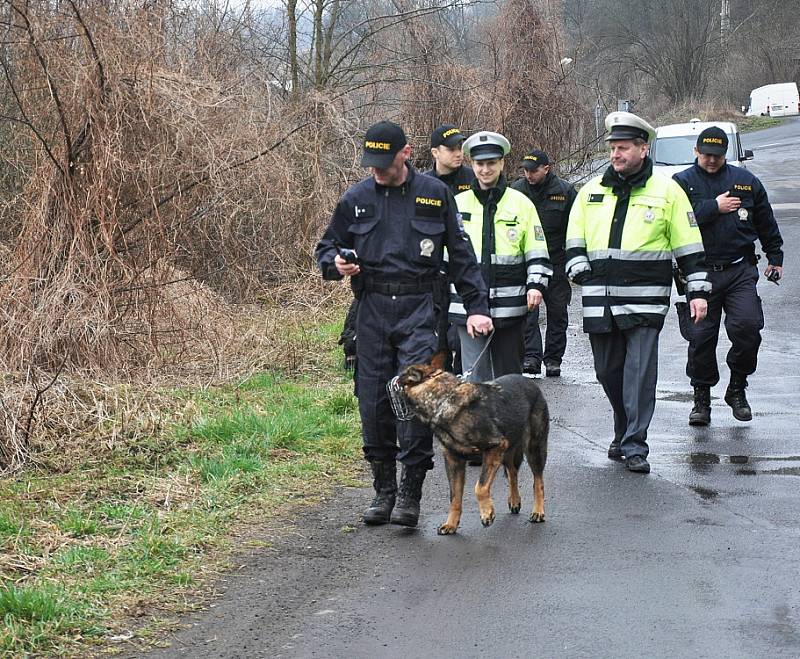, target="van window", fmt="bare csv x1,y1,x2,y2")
651,134,737,166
